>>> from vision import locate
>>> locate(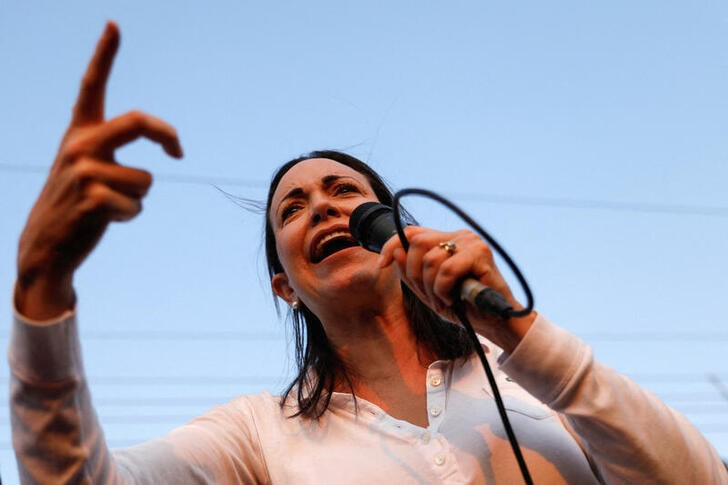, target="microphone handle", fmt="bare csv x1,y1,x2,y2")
460,279,514,318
